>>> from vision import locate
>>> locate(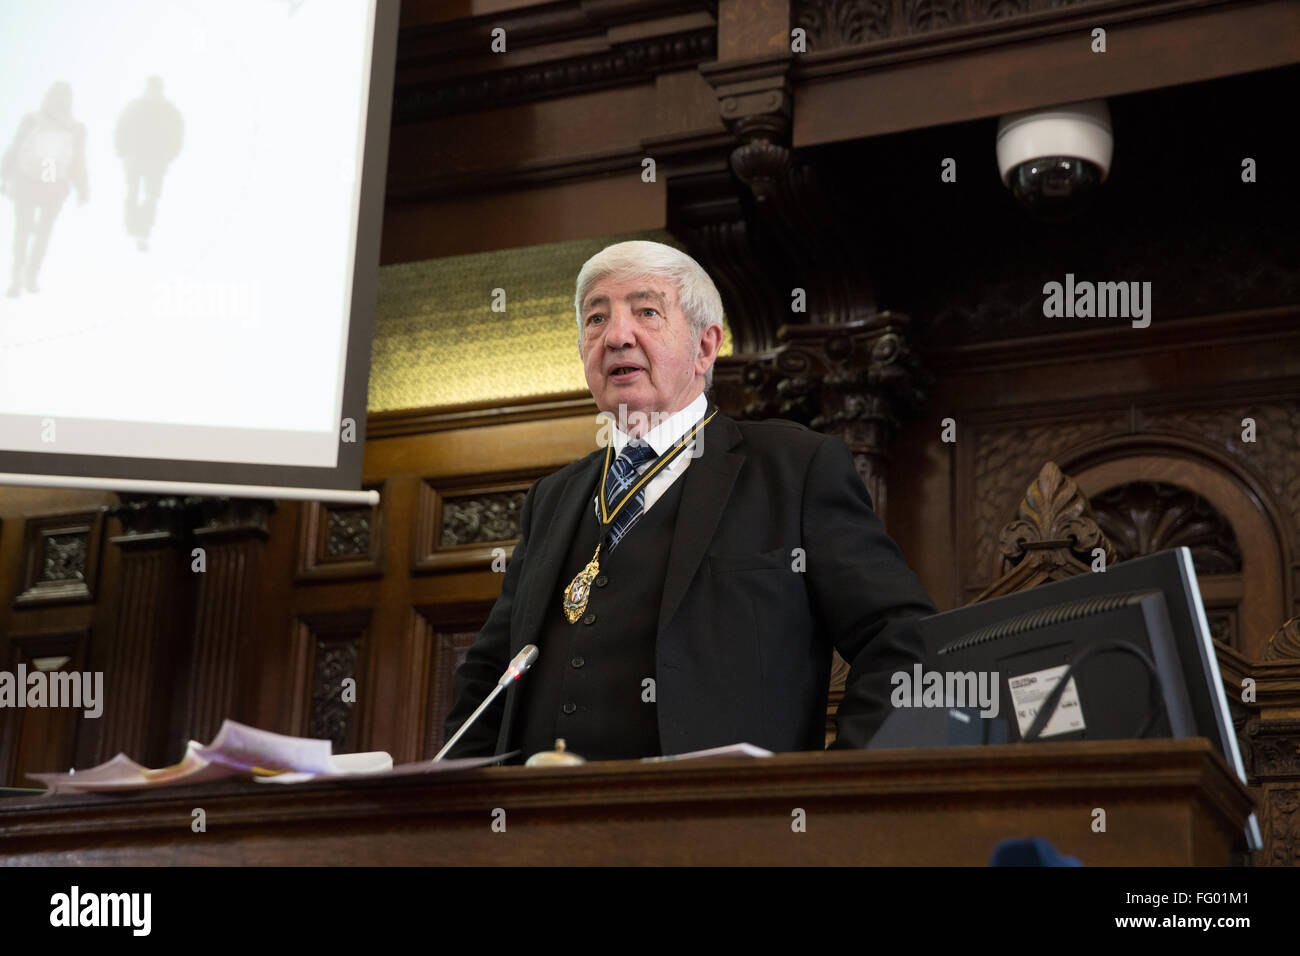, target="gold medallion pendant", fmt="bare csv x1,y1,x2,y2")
563,544,602,623
562,406,718,623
